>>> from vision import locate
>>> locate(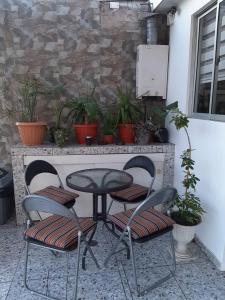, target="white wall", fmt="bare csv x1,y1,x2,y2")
165,0,225,270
